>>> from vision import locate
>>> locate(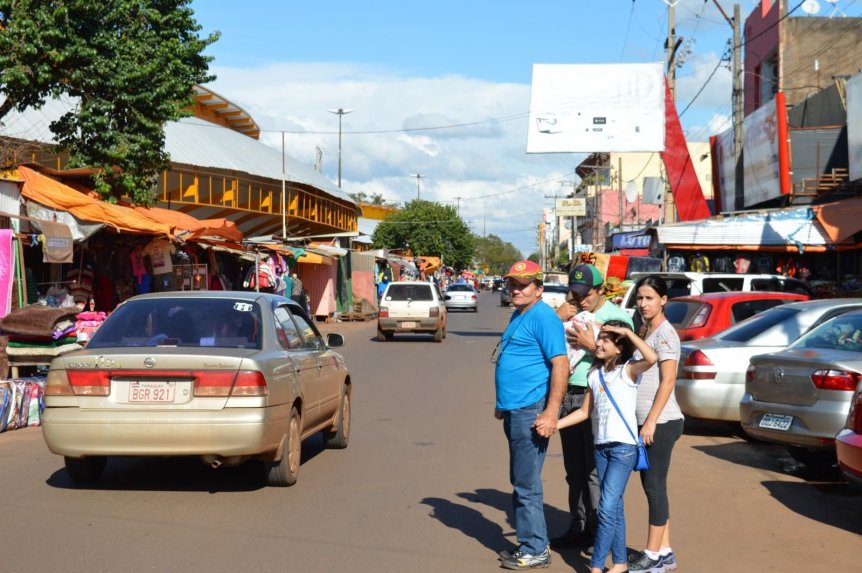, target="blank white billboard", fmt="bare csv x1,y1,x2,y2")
848,72,862,181
527,63,666,154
